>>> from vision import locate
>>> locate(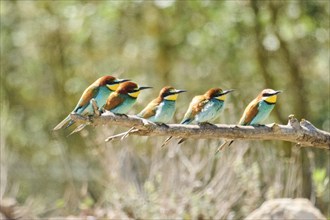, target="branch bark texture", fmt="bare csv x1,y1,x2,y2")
70,113,330,149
